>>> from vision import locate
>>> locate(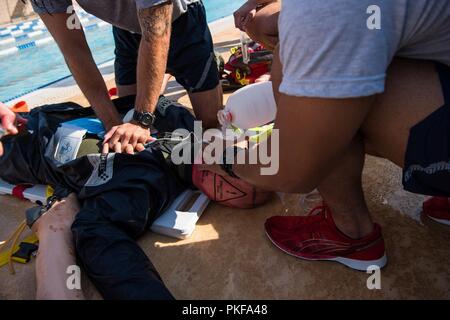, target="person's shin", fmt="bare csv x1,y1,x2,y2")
117,84,137,98
318,135,374,239
189,84,223,129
